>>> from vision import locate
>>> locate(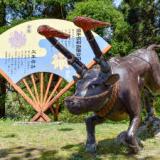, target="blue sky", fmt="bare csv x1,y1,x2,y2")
114,0,122,7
